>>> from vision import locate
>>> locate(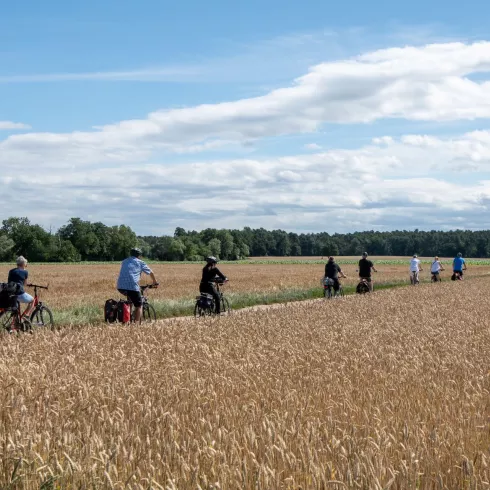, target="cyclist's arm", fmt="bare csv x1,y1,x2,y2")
215,268,227,281
149,271,158,285
463,261,467,270
371,265,377,273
